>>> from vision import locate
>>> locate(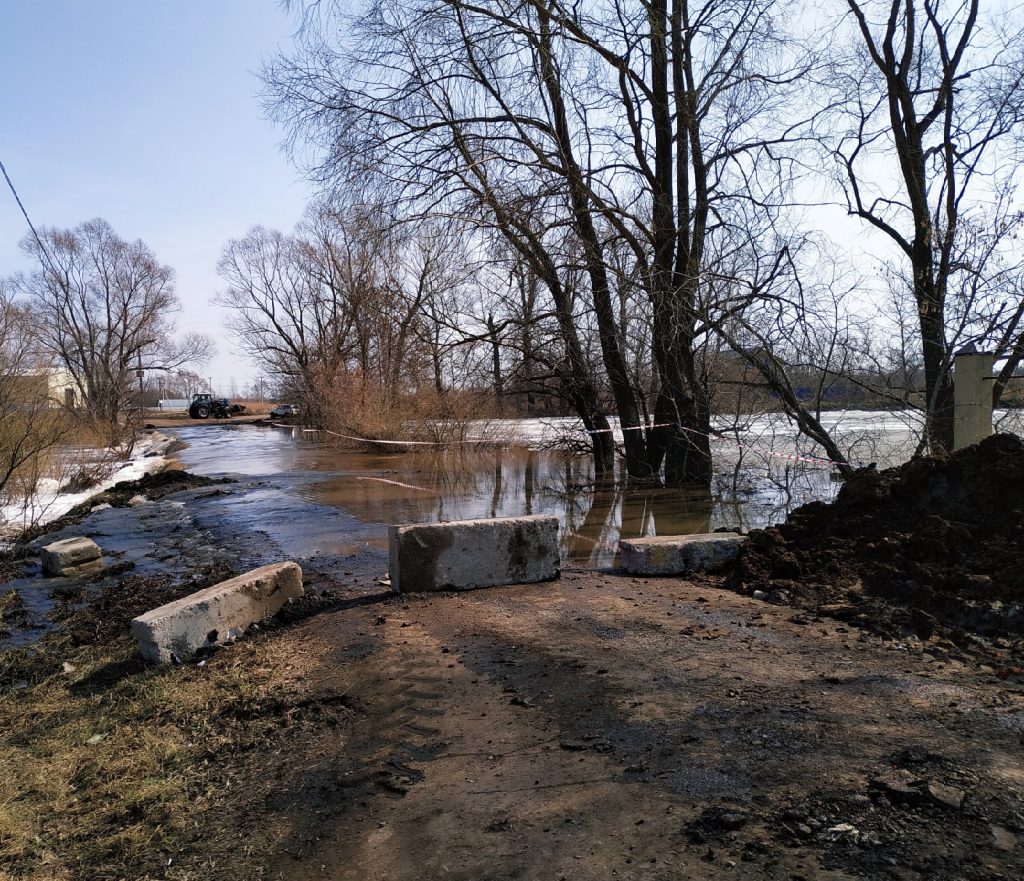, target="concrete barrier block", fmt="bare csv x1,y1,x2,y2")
131,561,304,663
41,537,102,577
619,533,746,576
389,515,560,592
